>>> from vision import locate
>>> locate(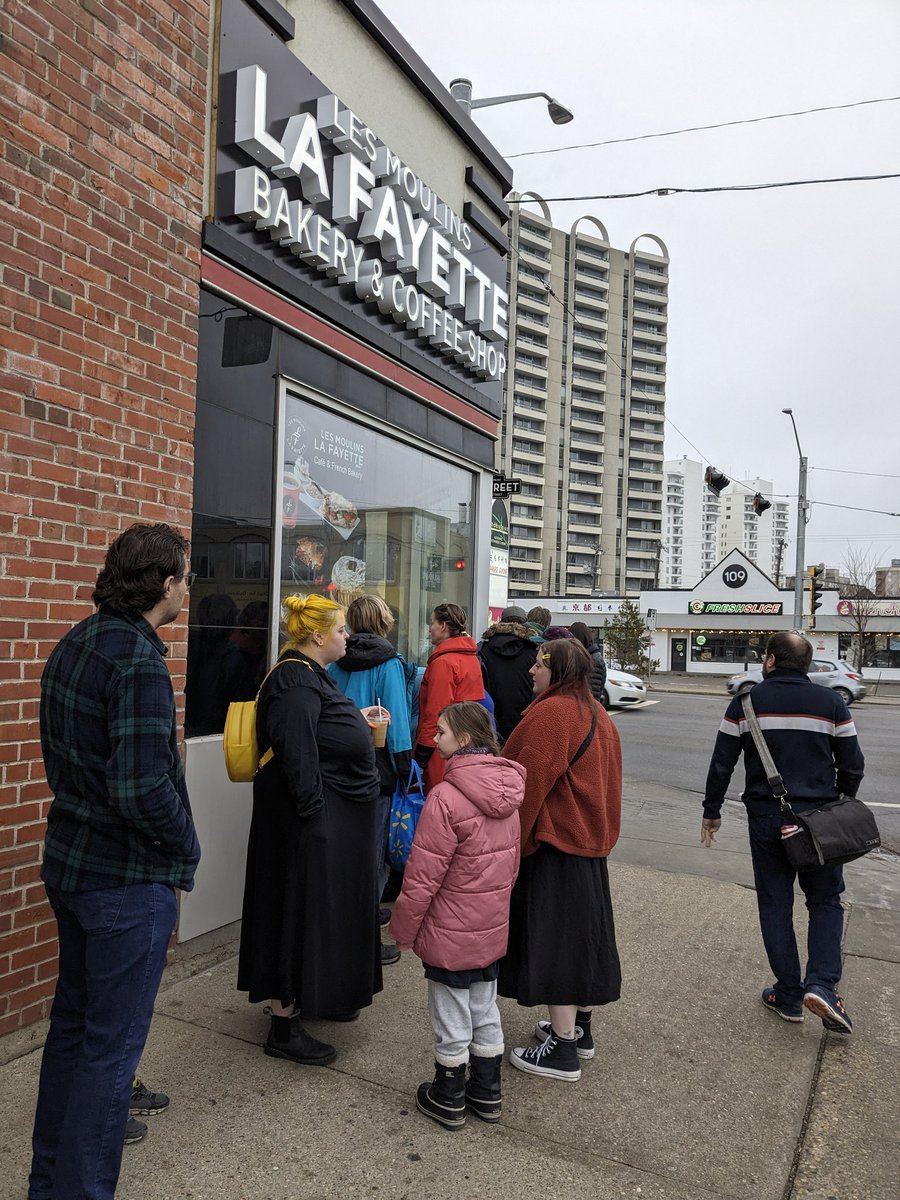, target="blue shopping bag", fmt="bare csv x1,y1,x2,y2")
387,761,426,872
